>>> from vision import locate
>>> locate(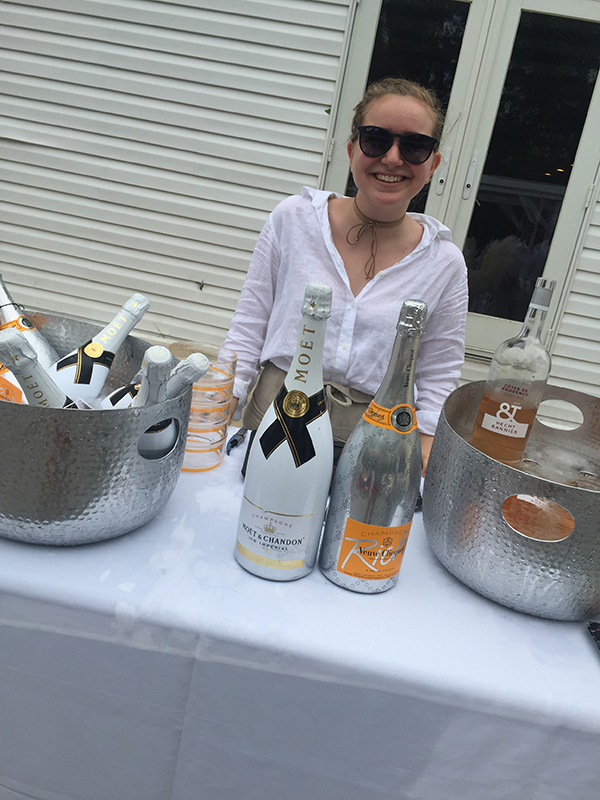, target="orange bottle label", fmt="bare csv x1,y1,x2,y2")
0,315,37,333
0,369,22,403
336,517,412,581
362,401,417,434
